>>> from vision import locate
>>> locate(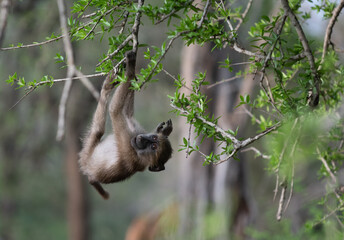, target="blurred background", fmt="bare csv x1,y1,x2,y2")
1,0,344,240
